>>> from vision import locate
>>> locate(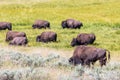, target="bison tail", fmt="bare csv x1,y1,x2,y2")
106,50,110,62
